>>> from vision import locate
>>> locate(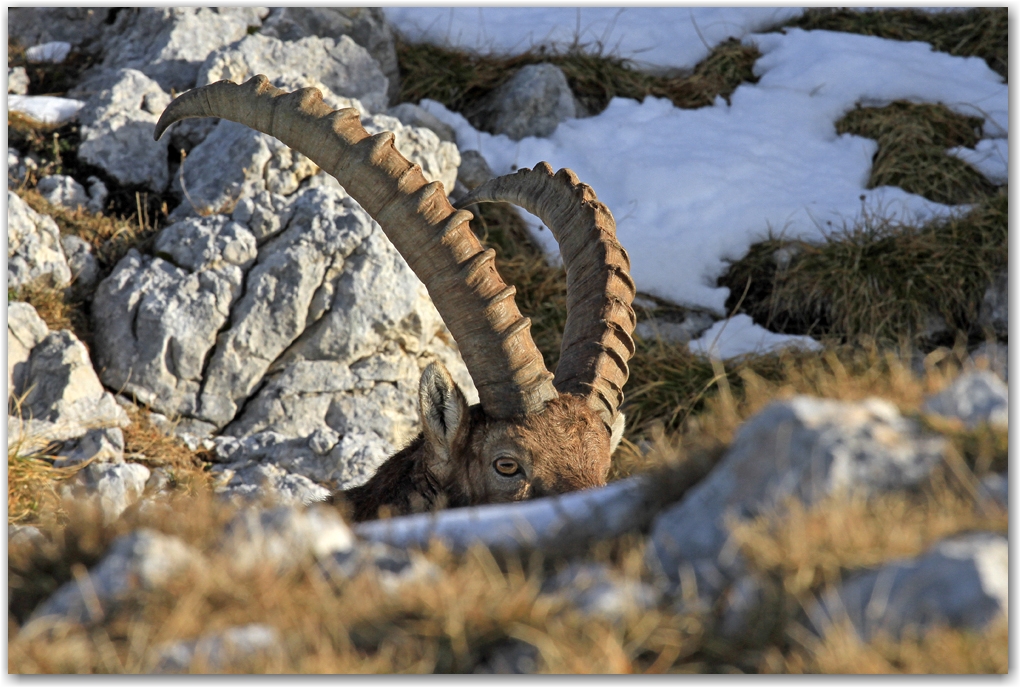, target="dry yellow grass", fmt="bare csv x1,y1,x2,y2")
731,479,1007,600
8,501,708,674
769,617,1007,674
